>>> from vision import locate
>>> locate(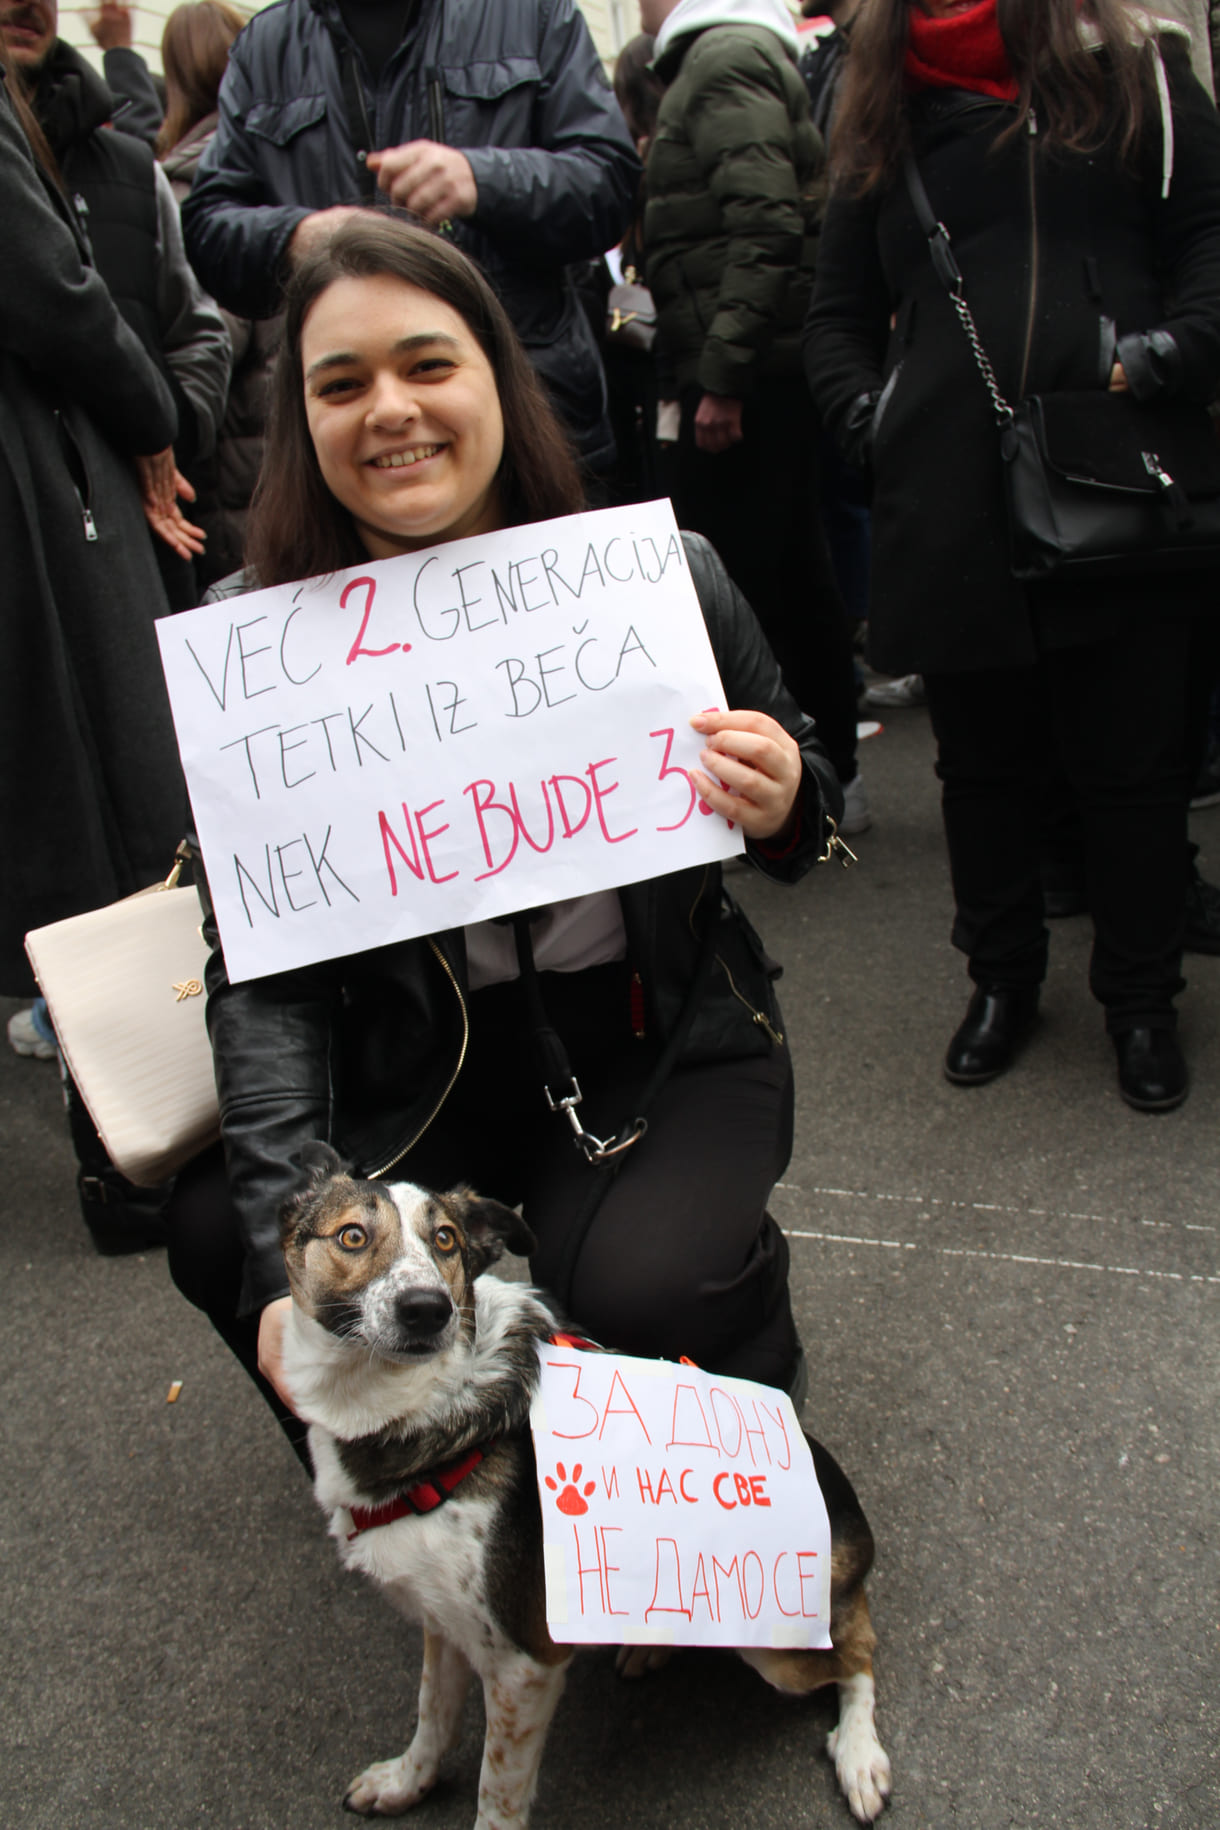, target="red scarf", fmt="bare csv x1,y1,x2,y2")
905,0,1019,102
